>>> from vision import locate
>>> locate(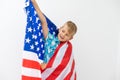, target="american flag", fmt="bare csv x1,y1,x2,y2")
41,42,77,80
22,0,76,80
